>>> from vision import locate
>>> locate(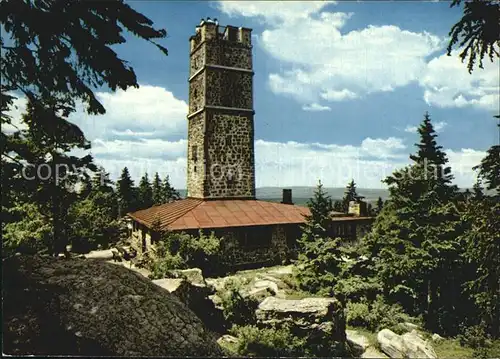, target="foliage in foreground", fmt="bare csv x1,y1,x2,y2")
146,231,228,278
